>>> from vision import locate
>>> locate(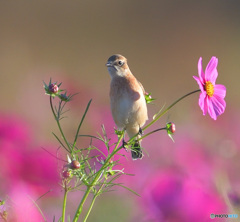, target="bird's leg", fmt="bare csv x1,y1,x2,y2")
122,140,128,150
122,130,128,152
138,126,143,135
